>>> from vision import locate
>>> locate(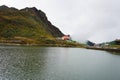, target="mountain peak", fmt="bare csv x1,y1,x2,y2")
20,7,38,12
0,5,64,39
0,5,9,9
0,5,18,11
